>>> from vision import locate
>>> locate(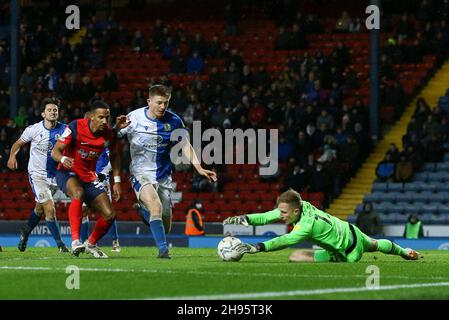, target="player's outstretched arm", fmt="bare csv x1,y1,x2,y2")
110,143,122,202
223,215,249,226
181,139,217,182
114,115,130,132
51,141,73,169
233,242,264,255
7,139,27,170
